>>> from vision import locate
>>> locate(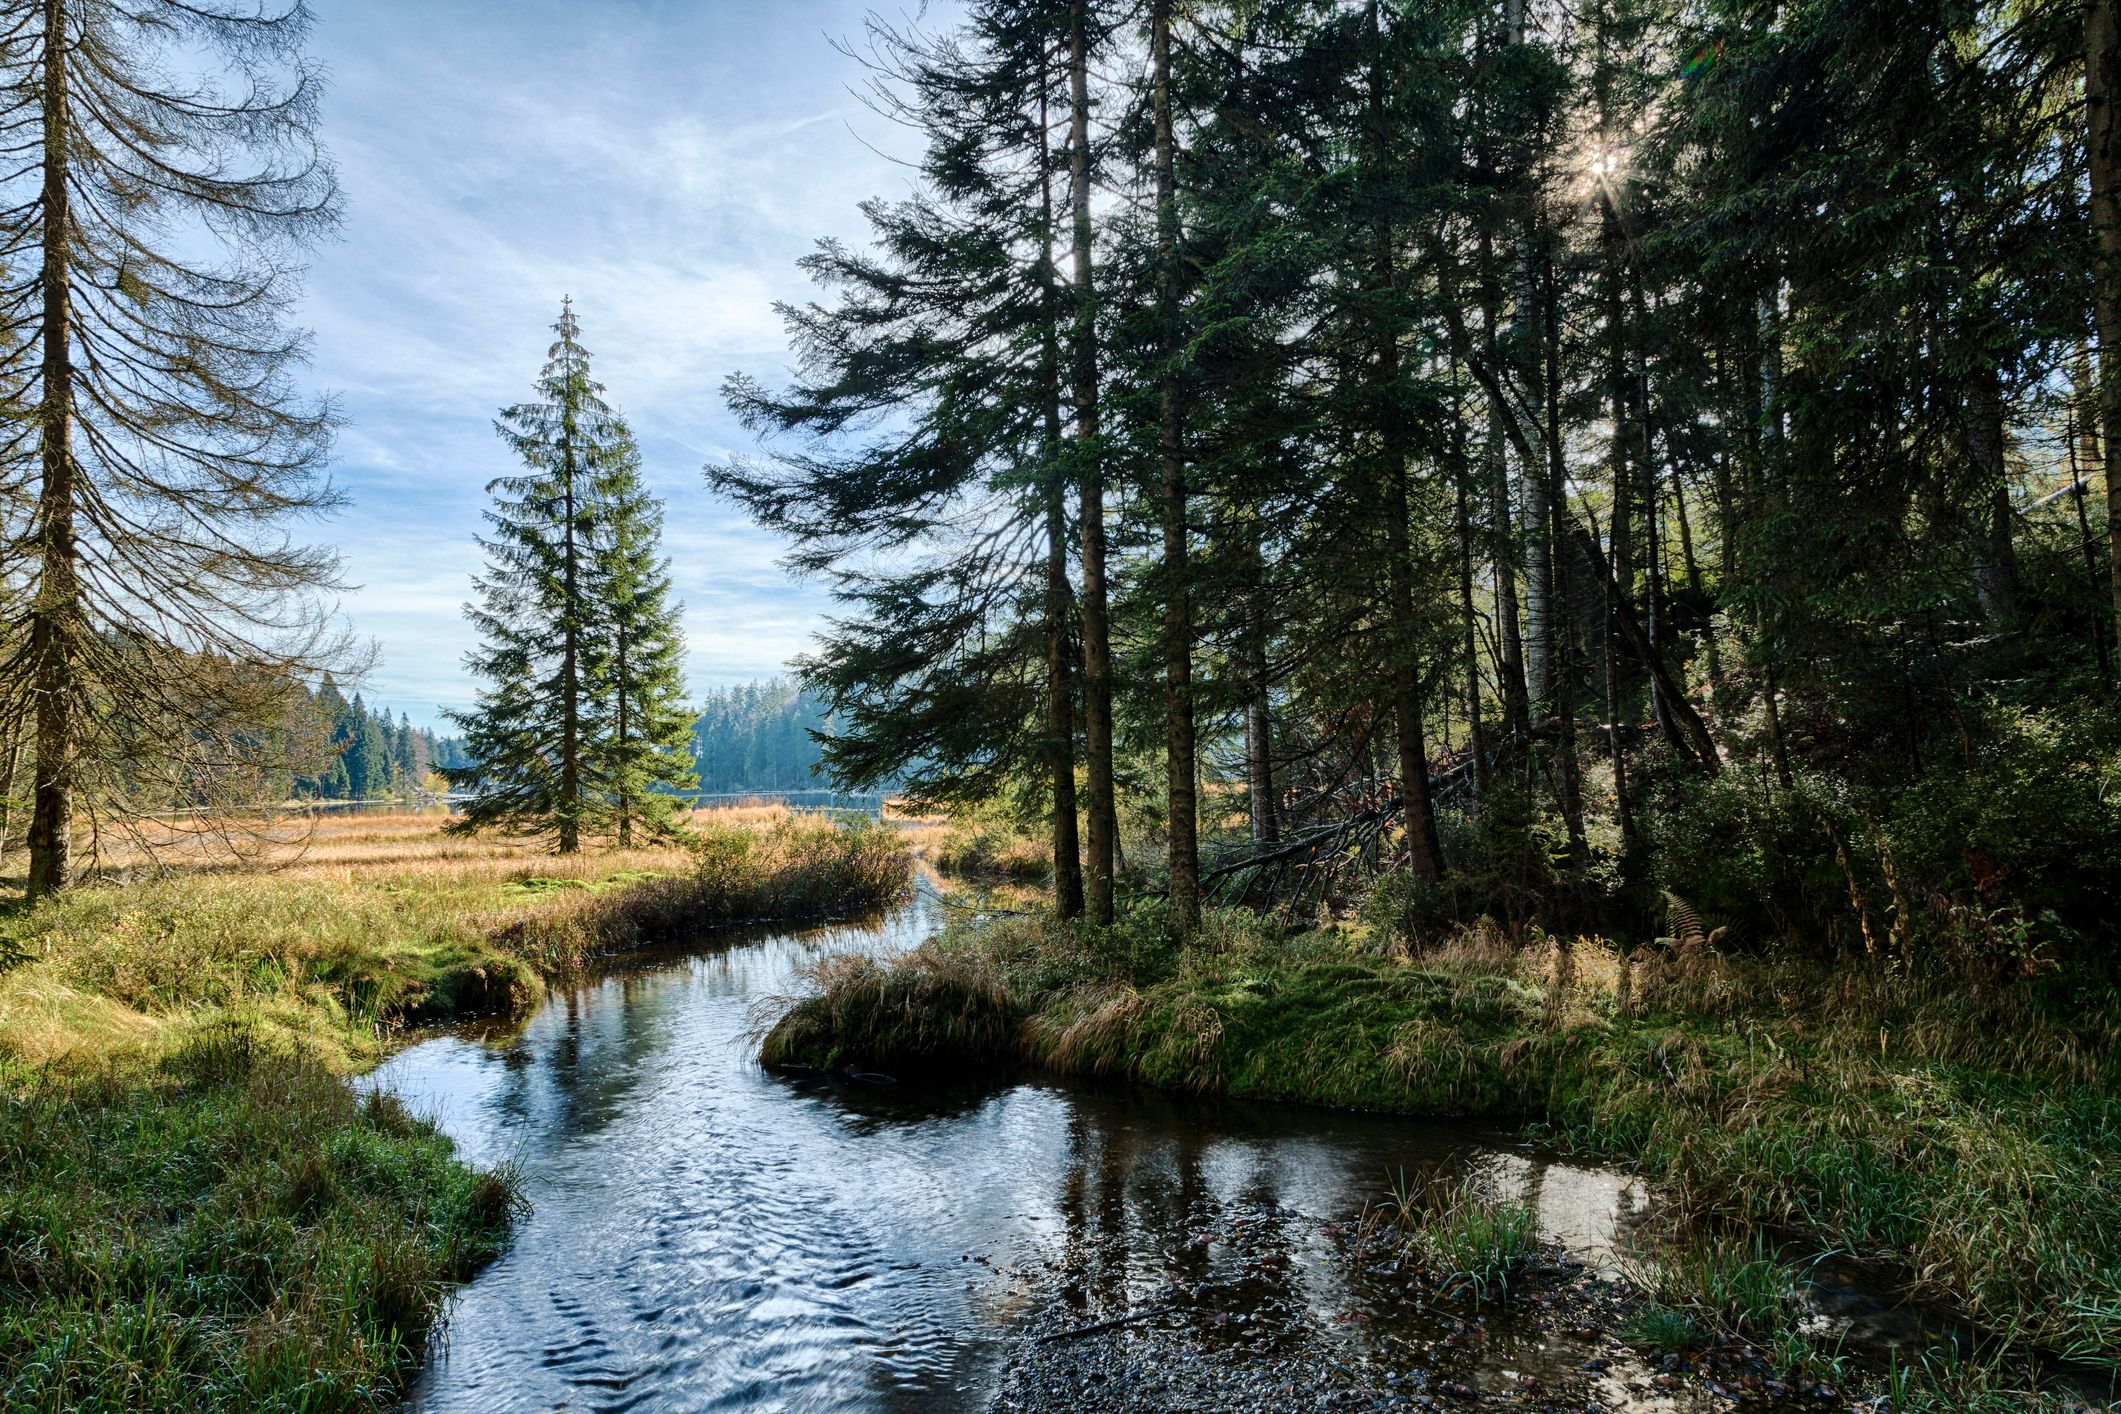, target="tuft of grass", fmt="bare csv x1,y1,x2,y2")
0,1025,522,1412
922,817,1051,883
1623,1231,1804,1339
1623,1303,1710,1356
761,947,1017,1074
1384,1172,1538,1304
